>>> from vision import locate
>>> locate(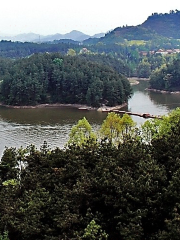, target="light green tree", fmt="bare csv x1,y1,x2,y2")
100,112,123,143
67,48,76,56
2,179,18,187
68,117,97,146
82,219,108,240
121,113,136,135
141,108,180,143
137,59,151,78
100,112,135,143
53,58,63,66
0,231,9,240
140,118,162,142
